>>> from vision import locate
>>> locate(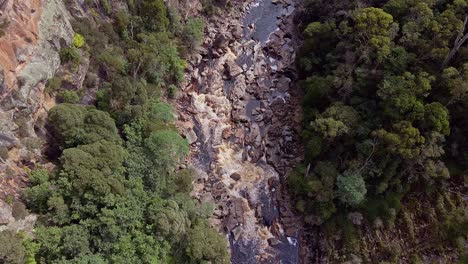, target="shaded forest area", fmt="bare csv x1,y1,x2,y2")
290,0,467,262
